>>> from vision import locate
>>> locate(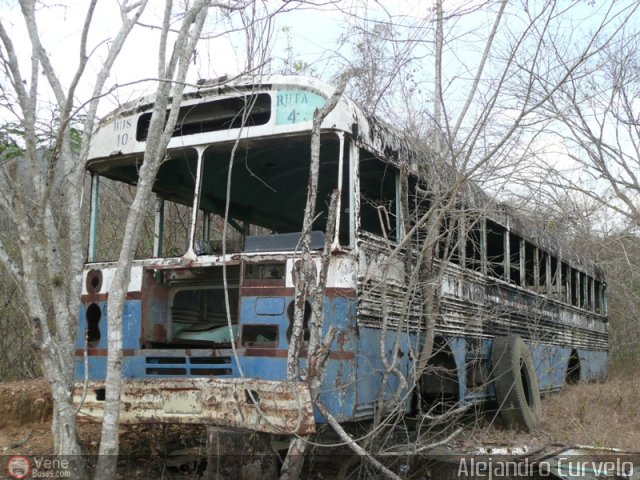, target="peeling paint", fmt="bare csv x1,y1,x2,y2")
73,378,316,434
